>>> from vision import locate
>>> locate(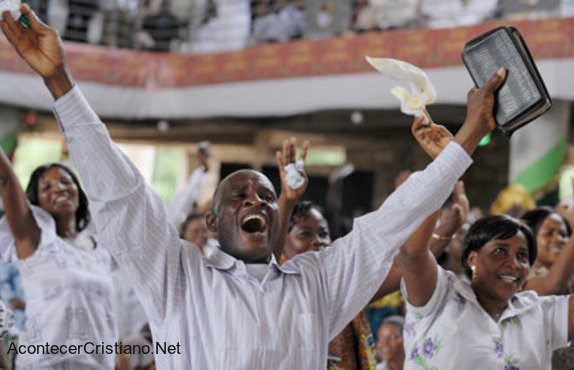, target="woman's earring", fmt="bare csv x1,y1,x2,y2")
470,264,476,278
